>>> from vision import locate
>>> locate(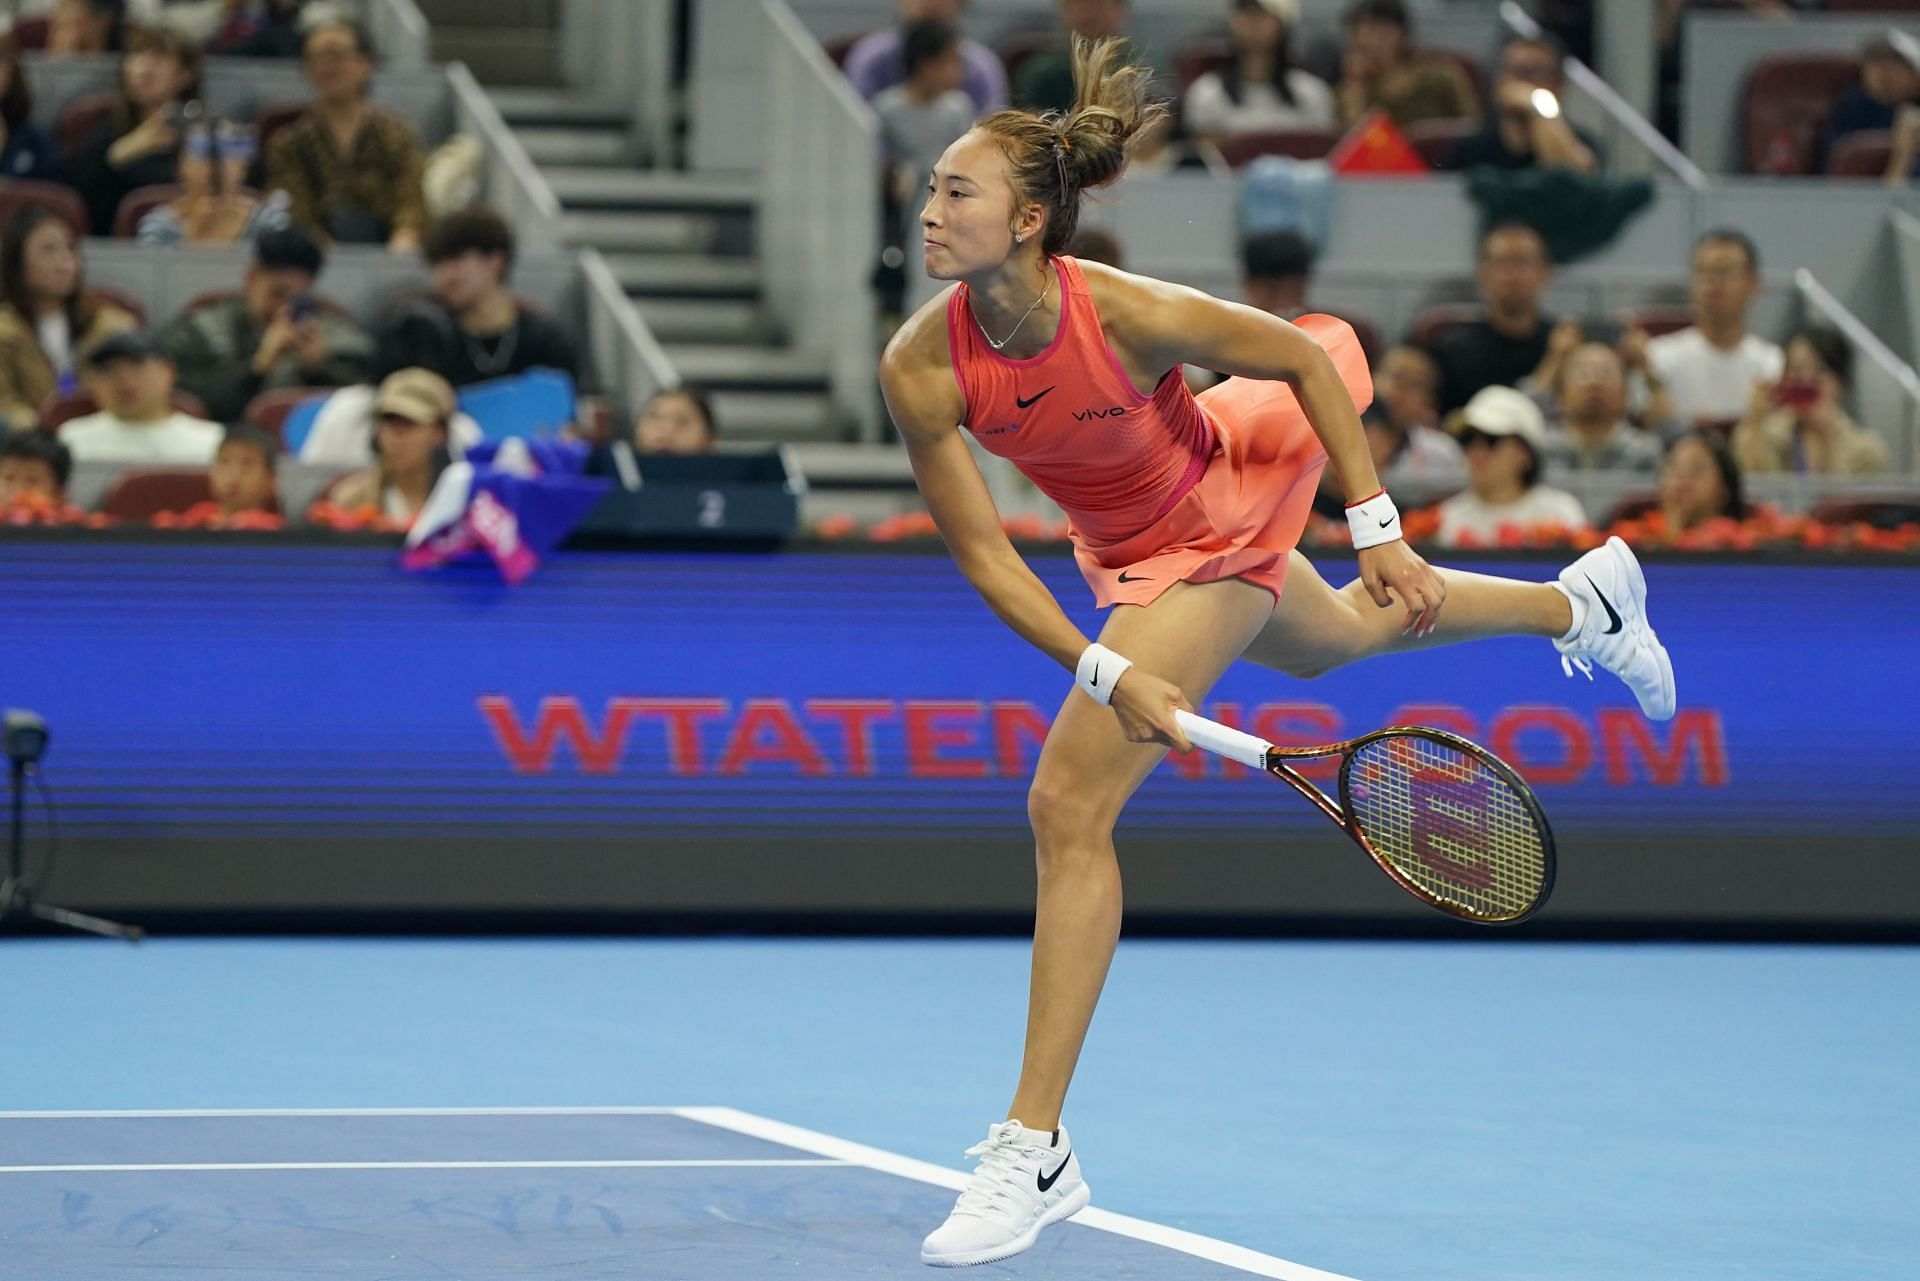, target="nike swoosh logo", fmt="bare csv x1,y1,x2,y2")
1117,571,1149,583
1037,1149,1072,1193
1378,515,1395,528
1585,574,1623,635
1091,663,1100,689
1014,386,1055,409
